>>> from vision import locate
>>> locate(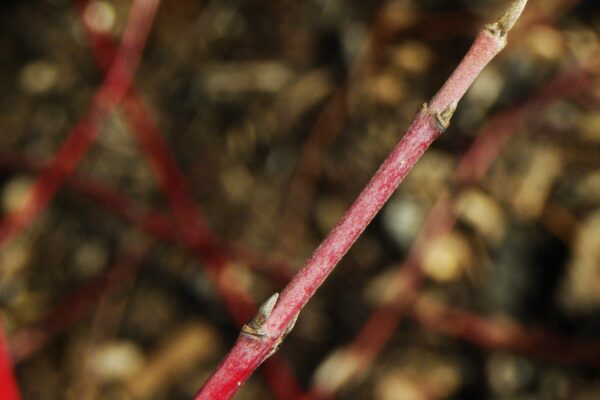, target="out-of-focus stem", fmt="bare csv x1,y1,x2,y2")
411,294,600,367
72,1,306,398
274,0,398,262
0,0,159,249
8,251,145,362
0,319,20,400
